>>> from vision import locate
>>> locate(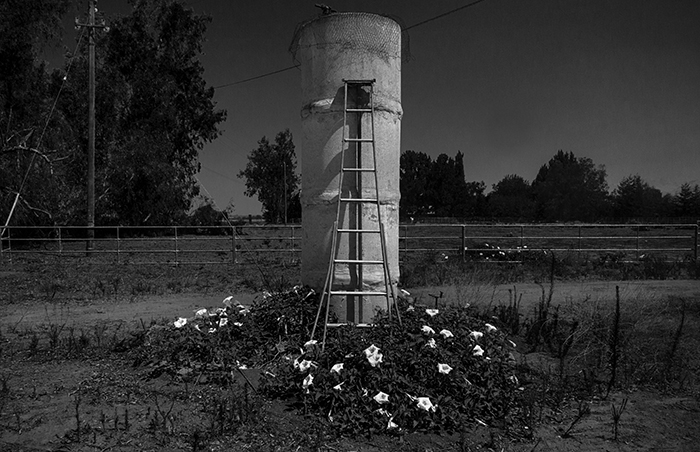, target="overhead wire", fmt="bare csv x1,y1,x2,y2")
403,0,488,31
201,164,245,185
212,0,488,90
213,65,299,89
